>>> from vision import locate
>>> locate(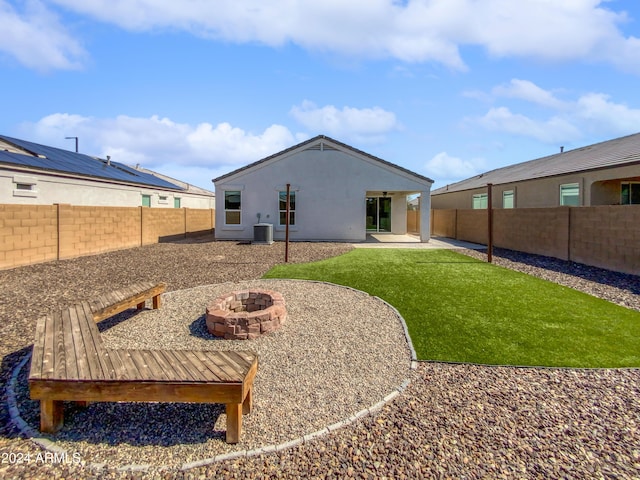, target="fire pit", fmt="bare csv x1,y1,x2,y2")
205,289,287,340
